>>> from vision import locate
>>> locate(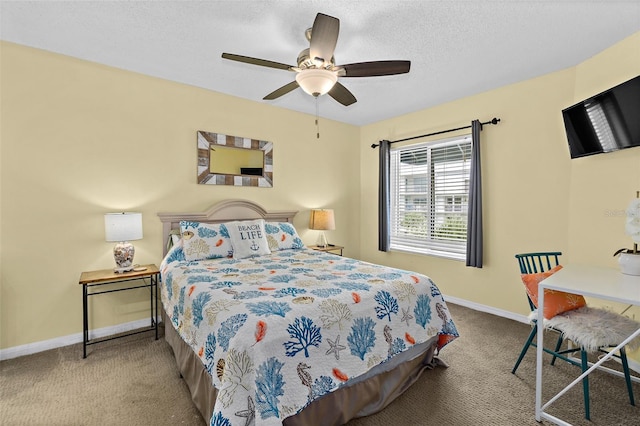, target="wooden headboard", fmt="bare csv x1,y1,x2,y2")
157,199,298,256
